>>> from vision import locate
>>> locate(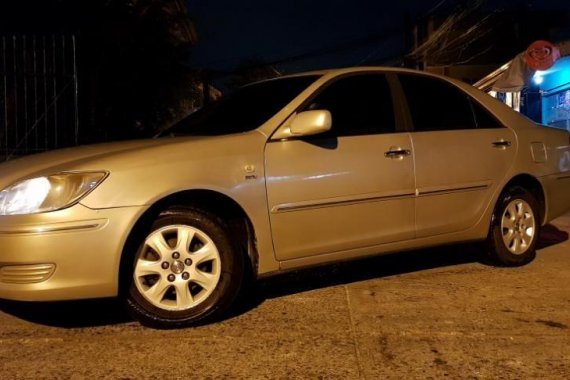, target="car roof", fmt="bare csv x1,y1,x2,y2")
283,66,443,76
252,66,461,84
252,66,537,136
